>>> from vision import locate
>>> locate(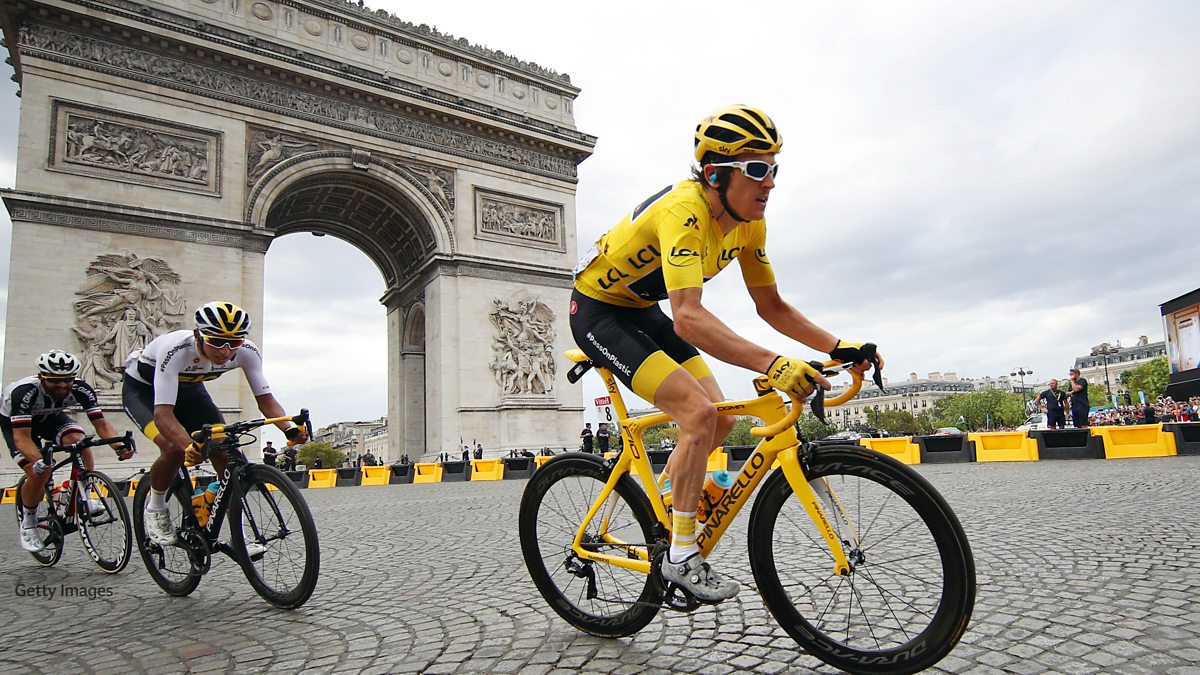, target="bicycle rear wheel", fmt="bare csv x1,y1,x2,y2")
748,444,976,675
132,477,202,596
77,470,132,573
230,464,320,609
13,477,62,567
518,453,663,638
